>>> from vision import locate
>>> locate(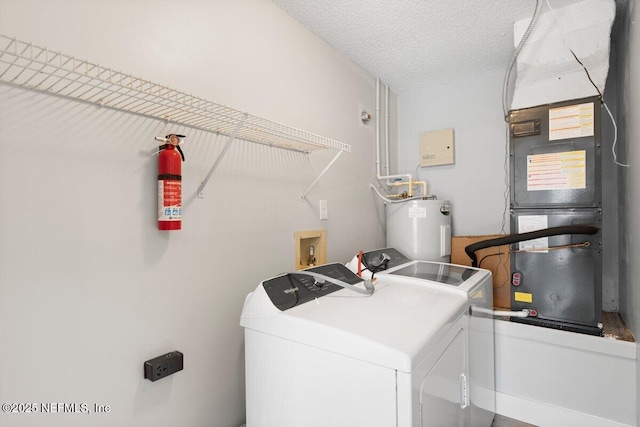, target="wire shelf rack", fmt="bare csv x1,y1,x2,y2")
0,35,351,155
